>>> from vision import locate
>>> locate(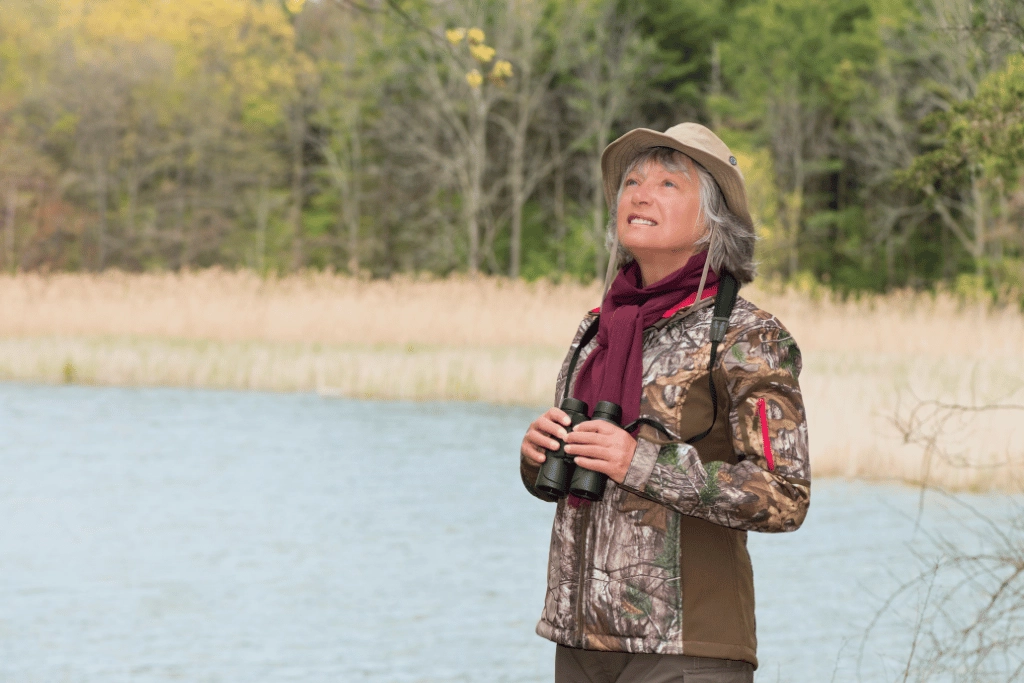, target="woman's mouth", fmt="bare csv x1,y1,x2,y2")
628,215,657,226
